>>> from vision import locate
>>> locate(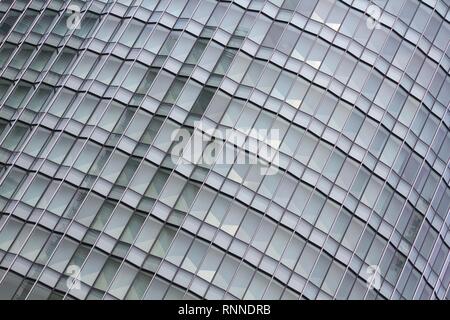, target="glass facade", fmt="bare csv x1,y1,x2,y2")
0,0,448,300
